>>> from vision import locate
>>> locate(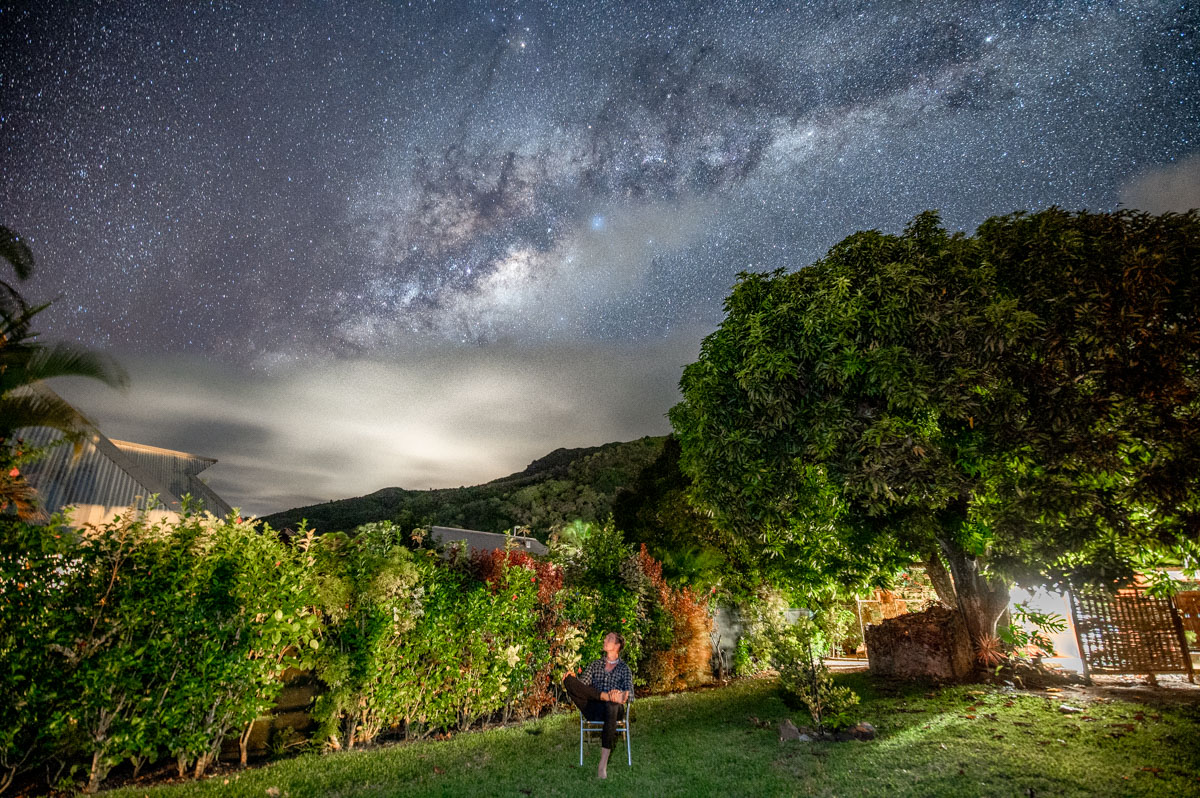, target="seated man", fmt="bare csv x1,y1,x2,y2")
563,631,634,779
